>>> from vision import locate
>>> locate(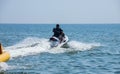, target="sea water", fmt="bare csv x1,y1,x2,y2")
0,24,120,74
